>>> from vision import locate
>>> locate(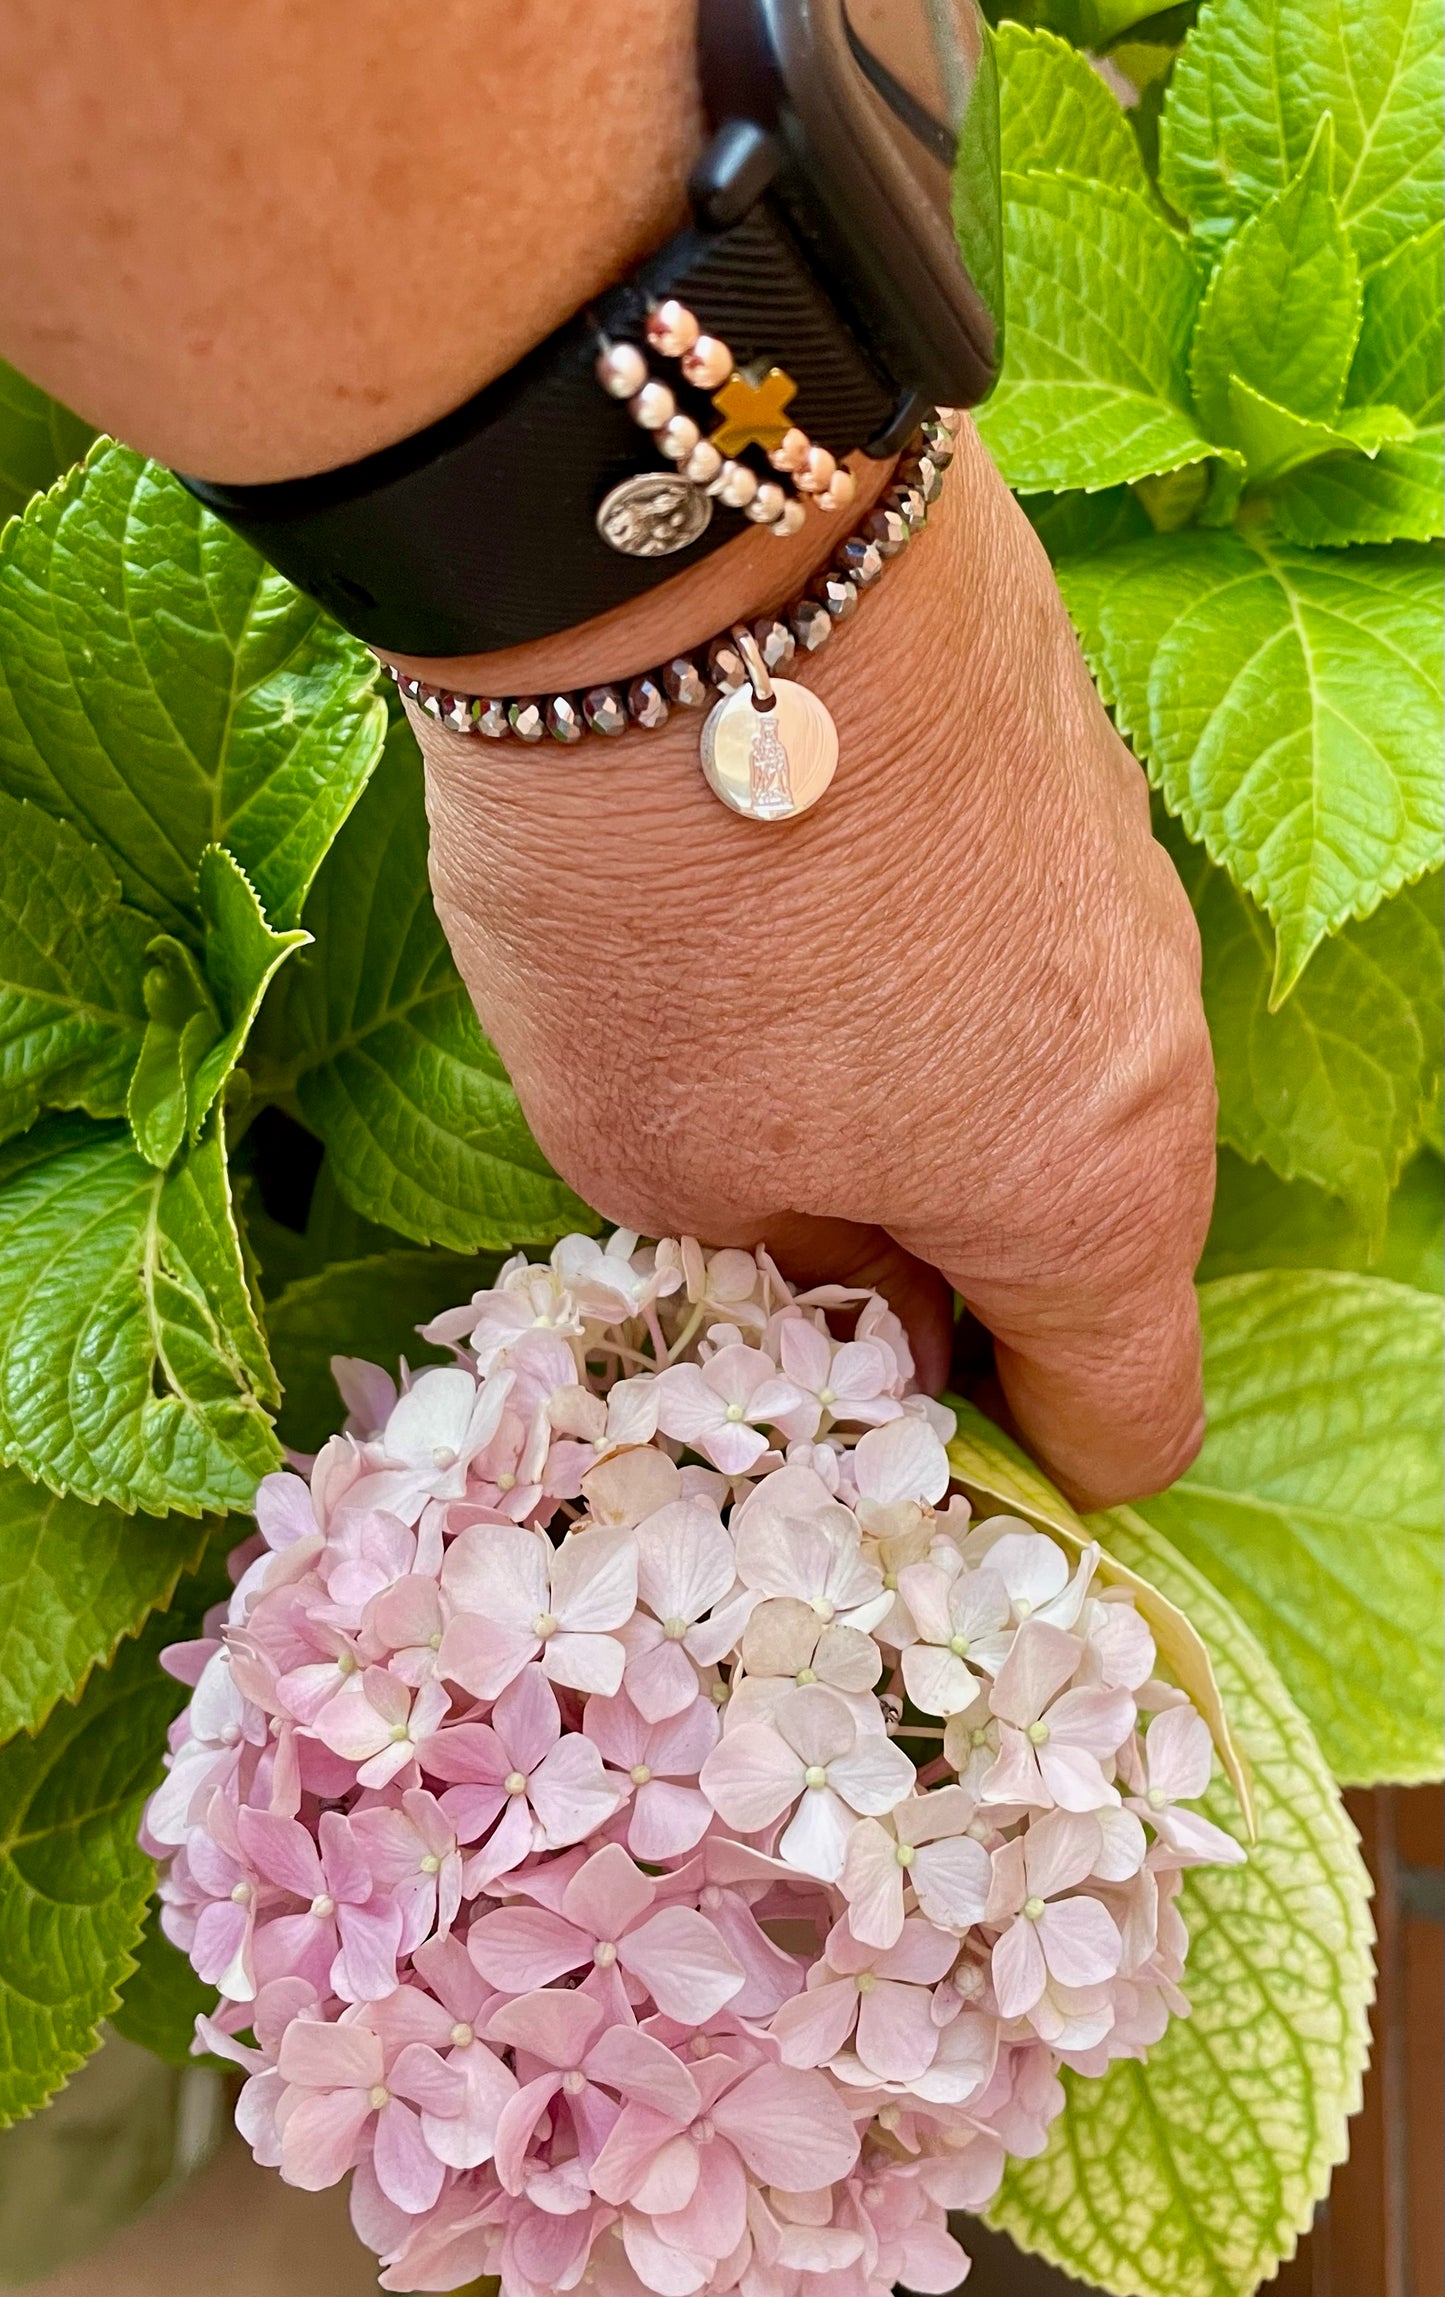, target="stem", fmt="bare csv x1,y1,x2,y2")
665,1300,708,1364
